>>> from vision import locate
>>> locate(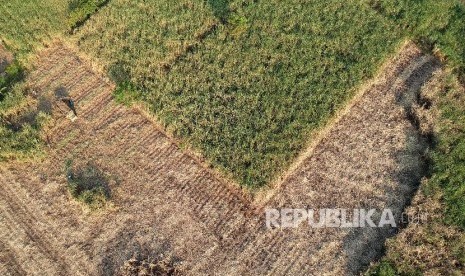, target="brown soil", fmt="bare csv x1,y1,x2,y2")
0,41,438,275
